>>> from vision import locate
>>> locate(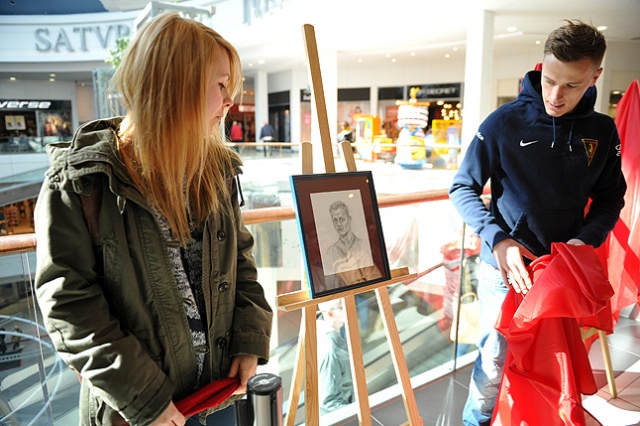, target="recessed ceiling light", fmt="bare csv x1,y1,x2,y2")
257,59,265,65
506,26,517,32
357,58,363,63
445,53,450,58
385,53,391,58
597,25,607,31
9,77,16,81
612,90,621,95
248,63,253,67
410,52,416,56
453,47,458,51
50,73,56,77
535,40,541,45
391,58,396,63
49,78,55,82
